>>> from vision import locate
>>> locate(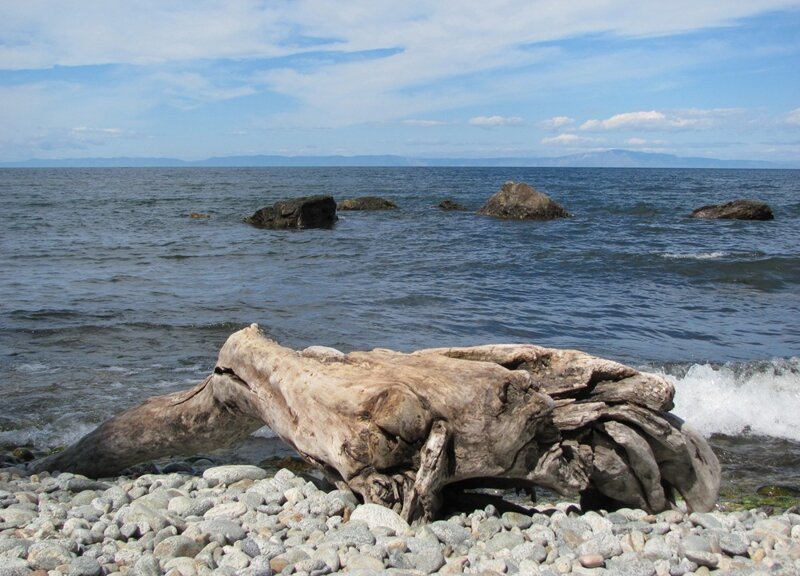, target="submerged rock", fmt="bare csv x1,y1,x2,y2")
478,181,570,220
338,196,398,210
690,199,774,220
245,195,337,229
438,199,466,211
